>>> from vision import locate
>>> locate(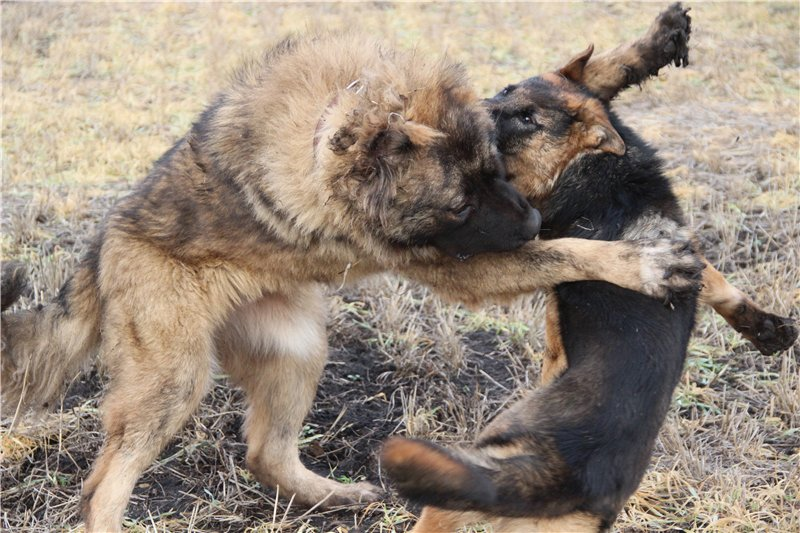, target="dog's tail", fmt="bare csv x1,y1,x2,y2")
381,437,499,510
382,436,575,515
1,256,102,417
1,262,28,312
